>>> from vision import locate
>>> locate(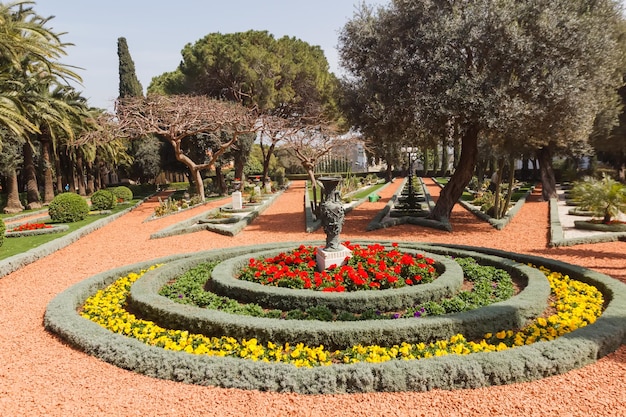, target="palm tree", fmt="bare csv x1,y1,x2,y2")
0,1,80,137
0,1,83,211
0,127,25,213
